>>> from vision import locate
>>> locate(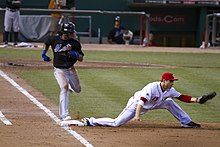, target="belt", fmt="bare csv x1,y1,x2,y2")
6,8,18,12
